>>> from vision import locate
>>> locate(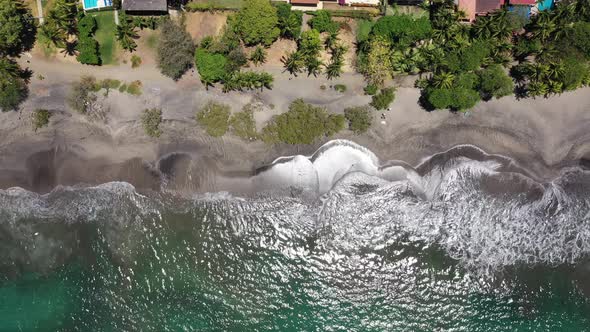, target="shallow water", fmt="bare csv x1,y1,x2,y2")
1,141,590,331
